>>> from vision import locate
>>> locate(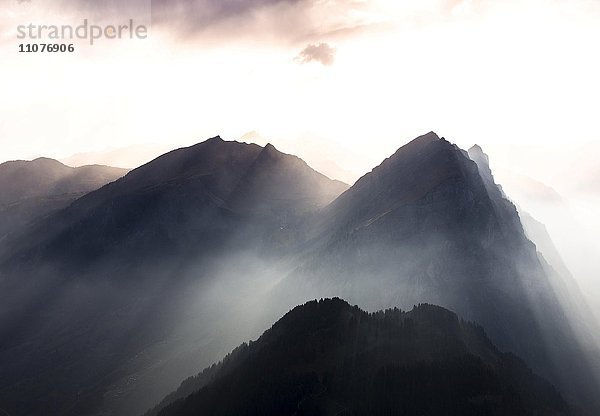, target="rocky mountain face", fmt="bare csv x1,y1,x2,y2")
0,158,127,238
148,298,574,416
270,133,600,412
